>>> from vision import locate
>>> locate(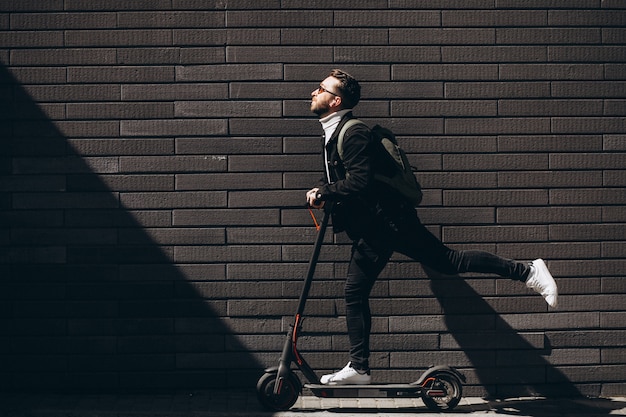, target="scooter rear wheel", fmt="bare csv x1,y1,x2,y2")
421,371,463,411
256,371,301,411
